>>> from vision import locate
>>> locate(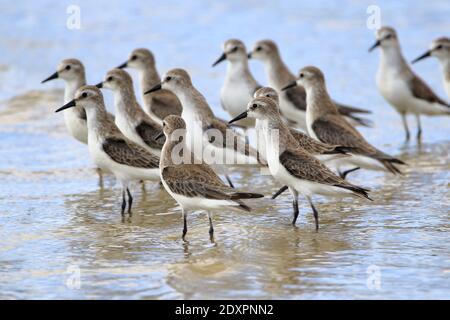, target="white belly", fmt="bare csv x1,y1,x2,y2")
64,109,88,144
160,170,236,211
221,83,255,128
444,79,450,100
279,96,307,129
377,68,450,116
88,135,159,184
115,116,161,155
265,138,353,198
